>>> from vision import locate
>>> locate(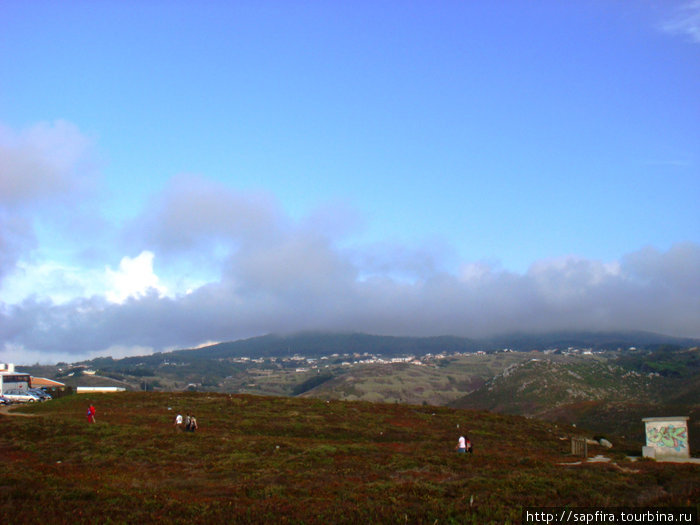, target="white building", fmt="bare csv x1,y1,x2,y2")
0,363,31,394
76,386,127,394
